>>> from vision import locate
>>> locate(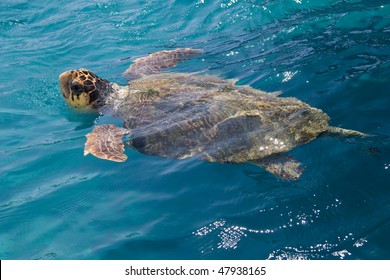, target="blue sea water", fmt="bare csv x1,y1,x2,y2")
1,0,390,260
